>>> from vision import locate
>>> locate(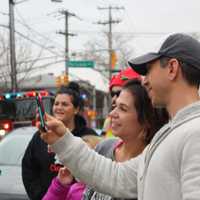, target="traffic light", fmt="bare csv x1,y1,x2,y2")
56,74,69,87
111,50,117,69
63,74,69,85
61,74,69,85
55,76,61,87
87,110,96,120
